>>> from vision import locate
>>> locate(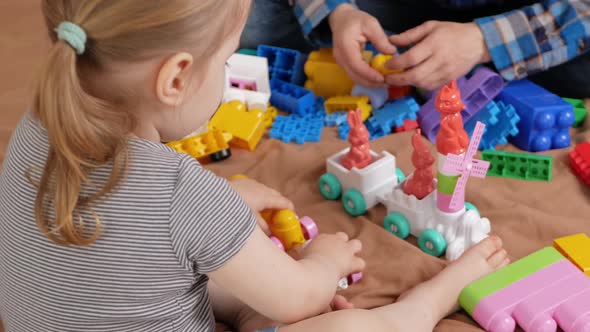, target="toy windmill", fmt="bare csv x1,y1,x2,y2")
441,122,490,211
